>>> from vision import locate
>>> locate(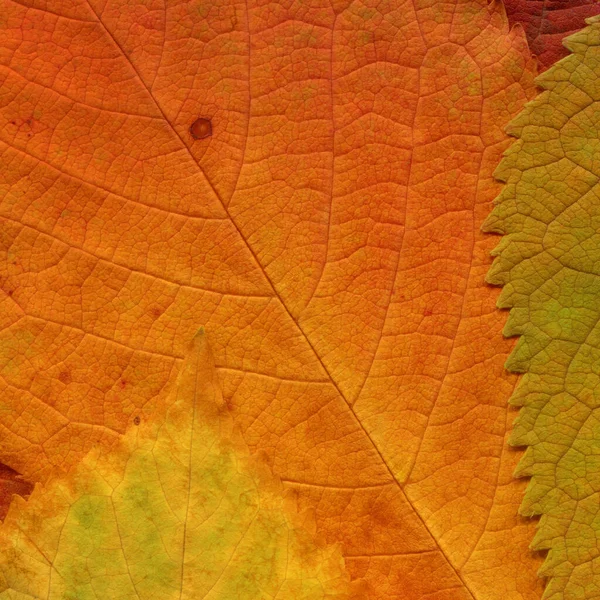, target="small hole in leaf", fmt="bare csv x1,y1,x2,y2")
190,117,212,140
